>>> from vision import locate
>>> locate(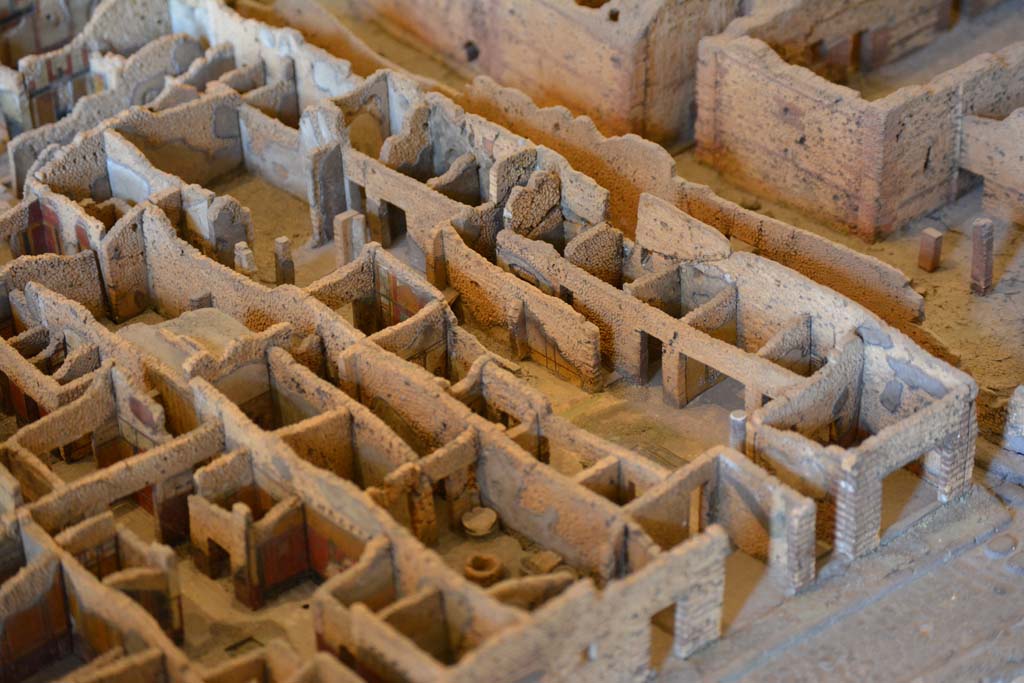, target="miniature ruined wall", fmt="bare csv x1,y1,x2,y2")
0,251,106,320
0,1,996,678
344,145,470,244
739,0,965,71
138,206,361,368
24,285,145,382
258,0,423,88
462,76,924,325
276,411,352,474
1,443,64,506
268,349,339,427
448,527,729,682
192,379,392,585
0,0,174,136
748,320,976,559
495,228,761,404
961,109,1024,224
10,91,125,193
441,226,603,391
0,324,102,419
449,357,544,426
0,0,94,67
251,495,308,602
674,183,924,325
827,385,976,560
243,71,300,123
368,302,449,376
54,512,182,640
383,523,532,639
696,36,881,237
0,517,24,581
707,250,975,447
715,451,816,591
0,528,191,682
337,341,470,456
8,33,206,192
697,15,1024,240
28,422,223,535
476,427,625,582
636,194,730,264
625,448,815,593
112,90,245,186
751,339,862,538
640,0,744,144
96,139,253,265
0,463,25,510
0,184,111,262
30,128,112,201
238,102,305,198
855,384,975,486
0,554,71,679
95,204,151,322
268,347,419,489
855,321,975,435
326,0,742,146
869,43,1024,235
497,229,661,381
350,245,490,379
59,555,180,669
183,0,363,110
9,365,116,457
